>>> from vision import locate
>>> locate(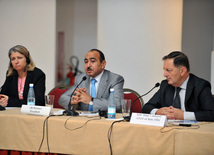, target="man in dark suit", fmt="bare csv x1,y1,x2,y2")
59,49,124,112
142,51,214,121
